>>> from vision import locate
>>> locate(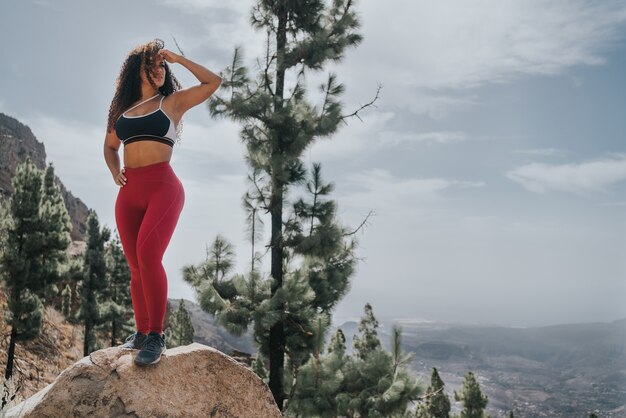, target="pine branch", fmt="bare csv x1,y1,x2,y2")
230,47,240,103
288,64,307,103
342,209,374,237
287,316,313,336
339,83,381,124
263,30,276,96
329,0,356,38
248,171,271,212
417,385,445,401
320,74,333,117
